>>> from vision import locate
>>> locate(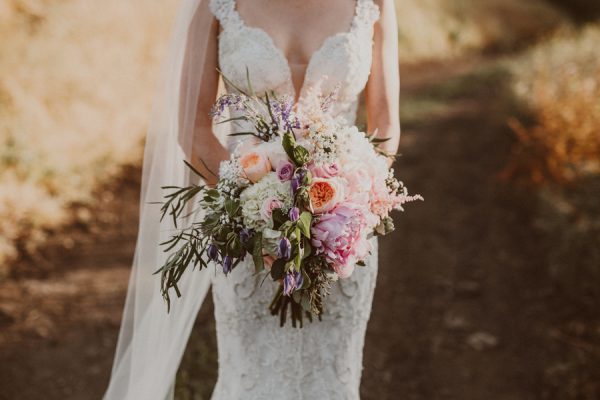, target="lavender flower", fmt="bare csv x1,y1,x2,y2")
222,255,233,274
271,97,300,131
283,271,304,296
288,207,300,222
277,237,292,260
209,94,245,119
207,244,219,262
